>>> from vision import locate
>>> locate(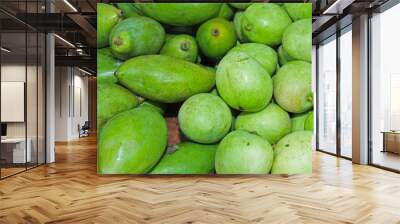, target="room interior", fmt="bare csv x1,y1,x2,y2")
0,0,399,222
